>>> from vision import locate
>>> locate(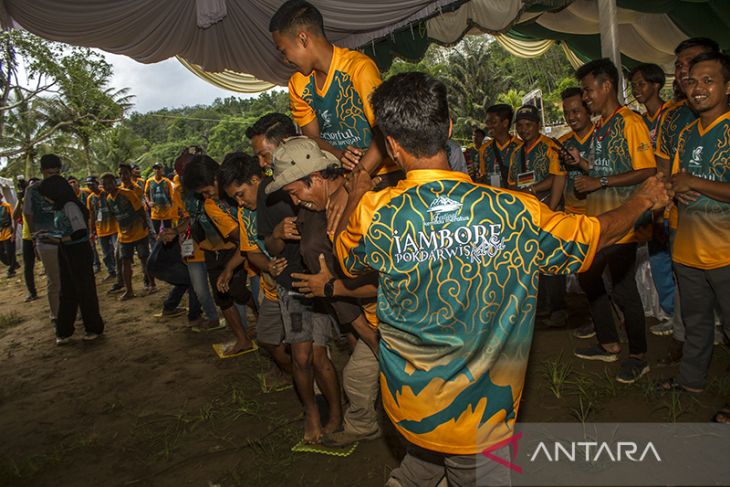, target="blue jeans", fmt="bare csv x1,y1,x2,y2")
649,233,675,316
188,261,218,322
163,283,202,320
98,234,117,276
